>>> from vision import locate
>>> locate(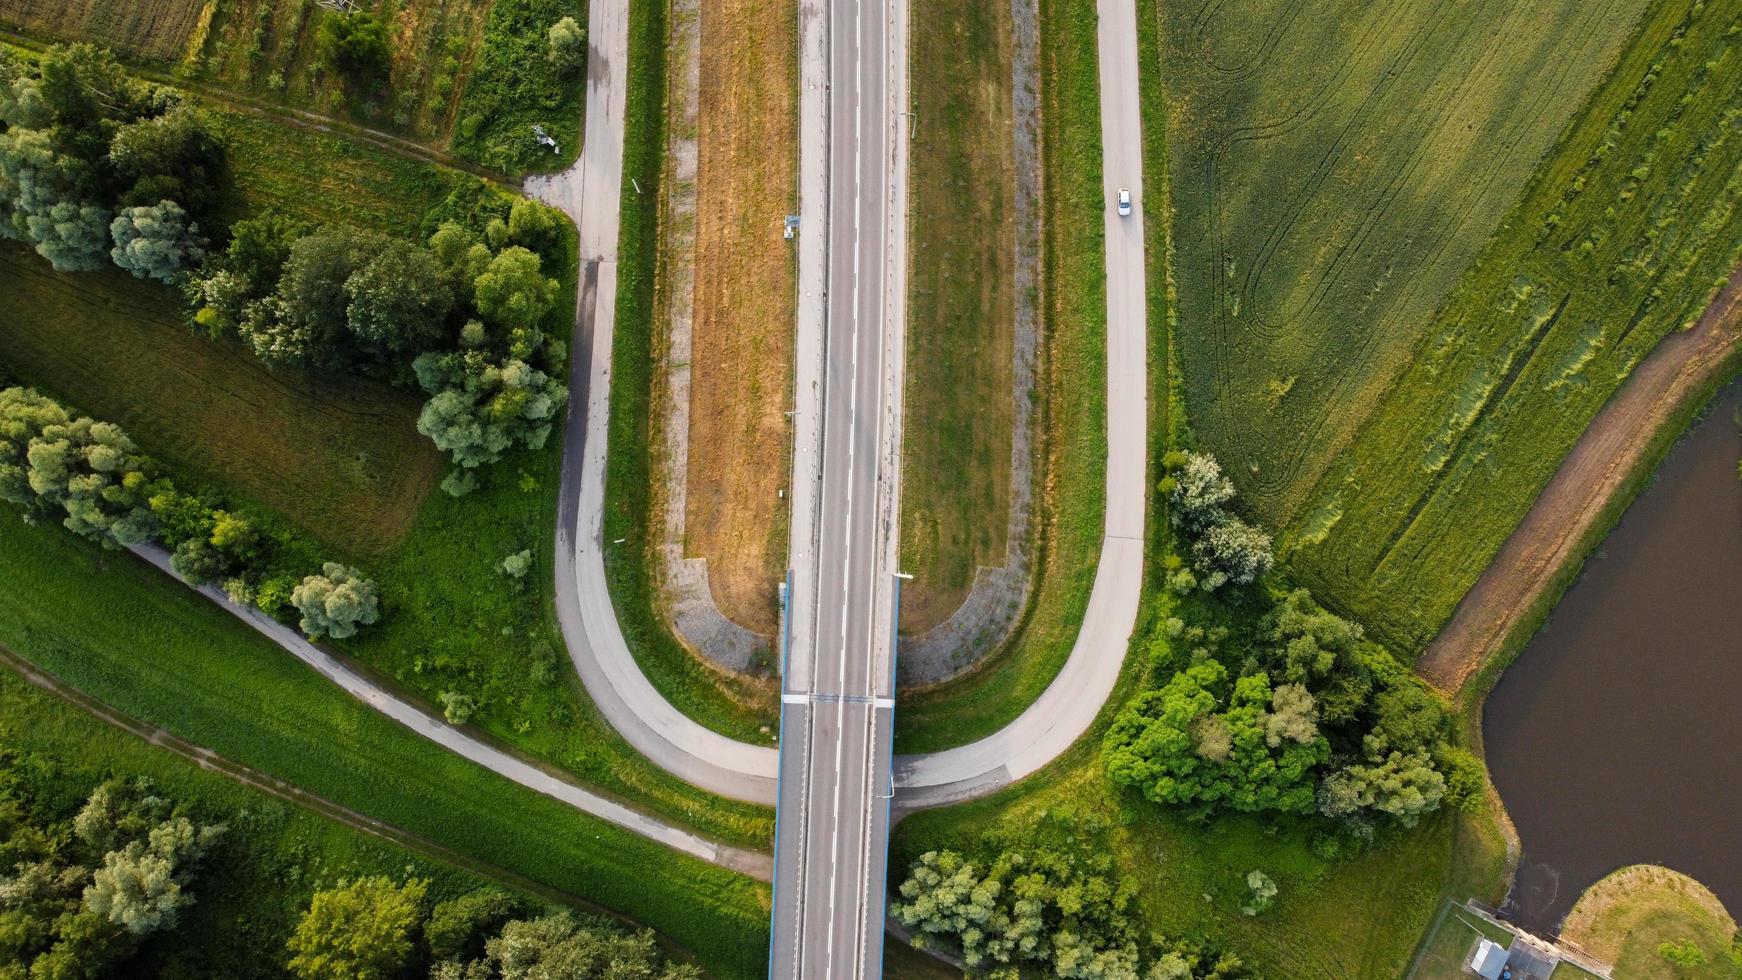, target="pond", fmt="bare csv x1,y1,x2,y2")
1483,381,1742,933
